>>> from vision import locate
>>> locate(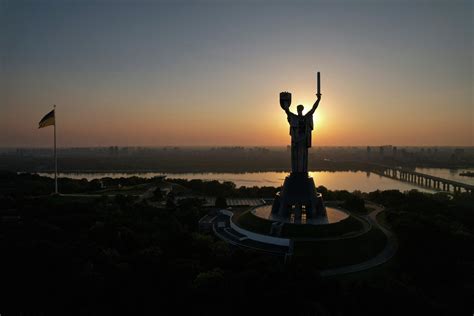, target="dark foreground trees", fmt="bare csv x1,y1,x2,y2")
0,173,472,315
